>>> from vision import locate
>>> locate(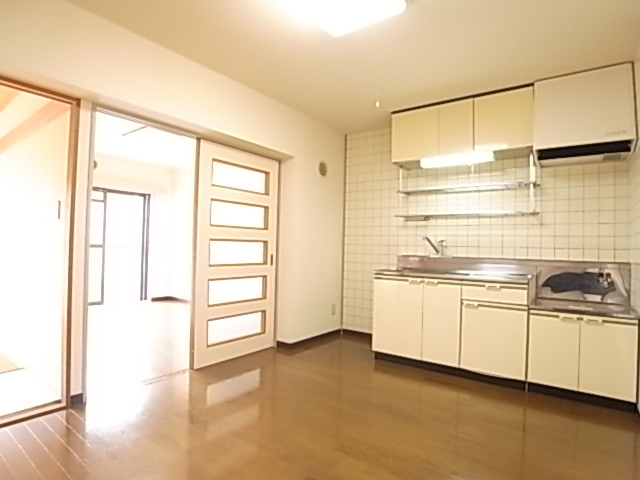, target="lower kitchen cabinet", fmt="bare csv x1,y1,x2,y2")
528,312,638,402
422,280,461,366
528,313,580,390
372,277,423,360
460,301,528,380
579,318,638,402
